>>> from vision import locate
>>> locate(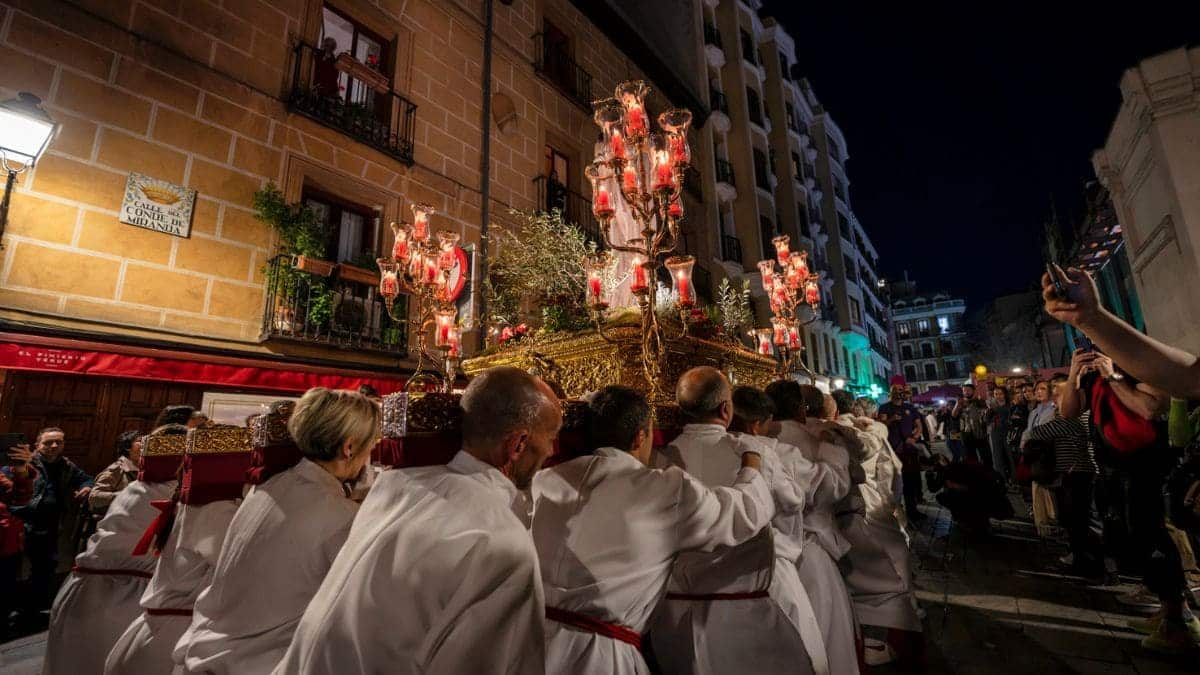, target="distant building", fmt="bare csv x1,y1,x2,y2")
1092,46,1200,354
887,277,968,395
